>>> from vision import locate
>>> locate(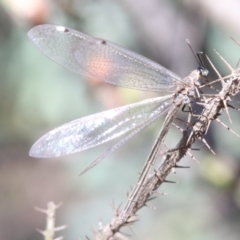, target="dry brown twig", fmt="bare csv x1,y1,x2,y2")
91,43,240,239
